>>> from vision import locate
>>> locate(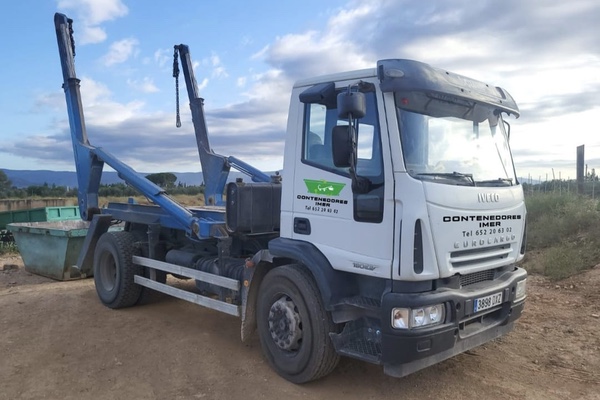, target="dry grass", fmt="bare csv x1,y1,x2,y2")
98,194,206,208
523,192,600,280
